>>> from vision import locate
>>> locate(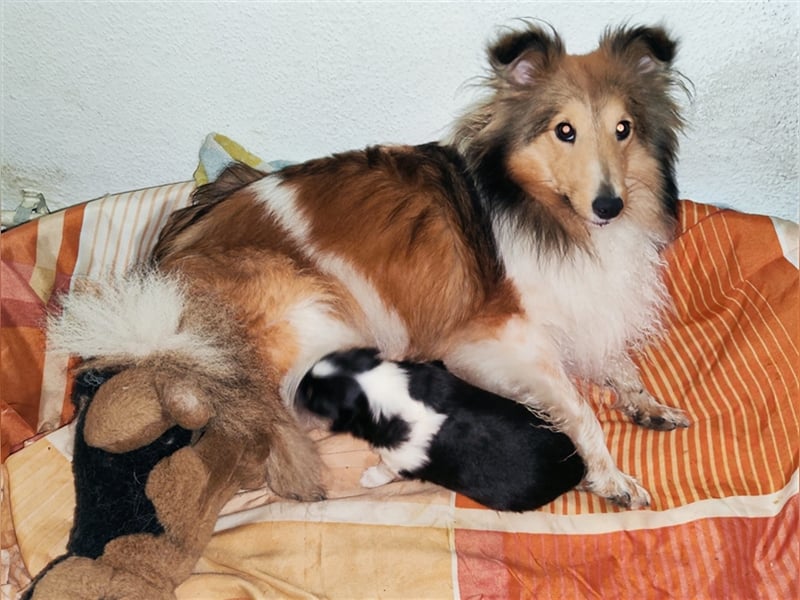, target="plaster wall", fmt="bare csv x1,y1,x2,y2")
2,1,798,221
